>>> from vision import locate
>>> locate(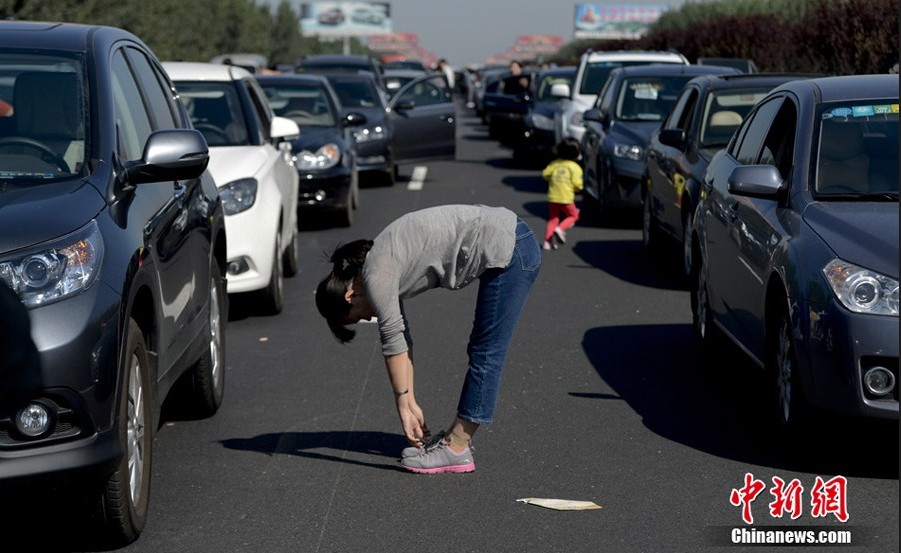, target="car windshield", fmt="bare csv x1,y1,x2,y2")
815,100,899,199
0,53,87,182
536,74,573,101
699,88,771,148
263,84,336,127
328,77,381,108
176,82,250,146
615,76,690,121
581,60,680,95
